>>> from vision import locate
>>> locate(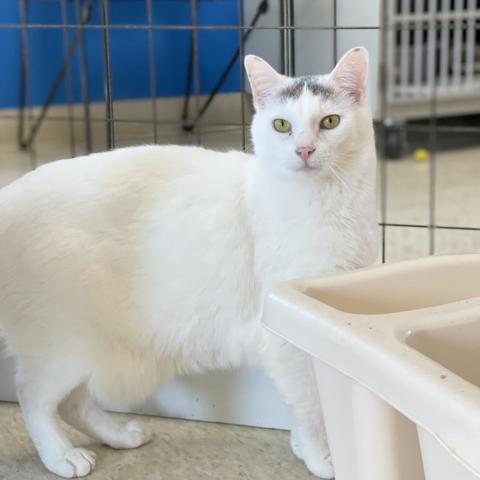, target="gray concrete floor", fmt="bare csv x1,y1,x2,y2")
0,402,315,480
